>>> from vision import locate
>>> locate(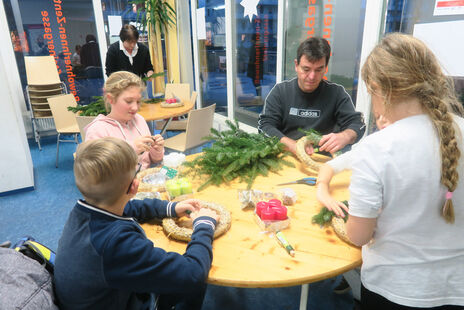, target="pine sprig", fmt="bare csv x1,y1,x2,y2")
182,120,294,191
312,201,349,226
